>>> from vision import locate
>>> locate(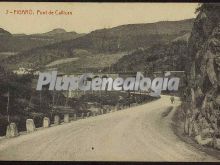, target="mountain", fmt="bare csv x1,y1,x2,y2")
3,19,194,71
110,39,189,73
0,29,12,52
42,28,67,36
29,28,84,42
109,30,194,73
0,28,11,37
0,28,84,53
48,18,194,52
